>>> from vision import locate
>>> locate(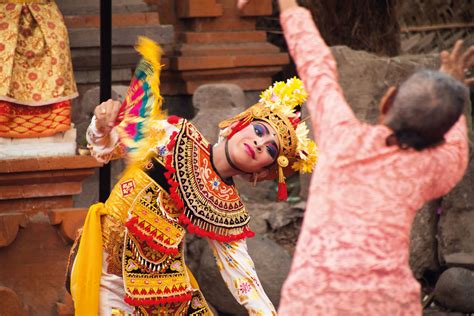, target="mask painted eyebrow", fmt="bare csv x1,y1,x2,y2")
255,122,280,154
264,125,279,153
267,141,278,159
